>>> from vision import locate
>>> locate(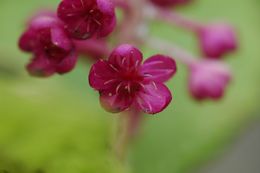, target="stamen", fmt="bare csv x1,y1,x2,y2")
139,83,146,90
143,73,153,77
121,57,126,65
135,60,140,68
104,79,116,85
93,19,101,26
125,83,131,93
116,82,123,94
152,82,158,90
109,64,119,72
72,3,76,9
80,0,85,8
